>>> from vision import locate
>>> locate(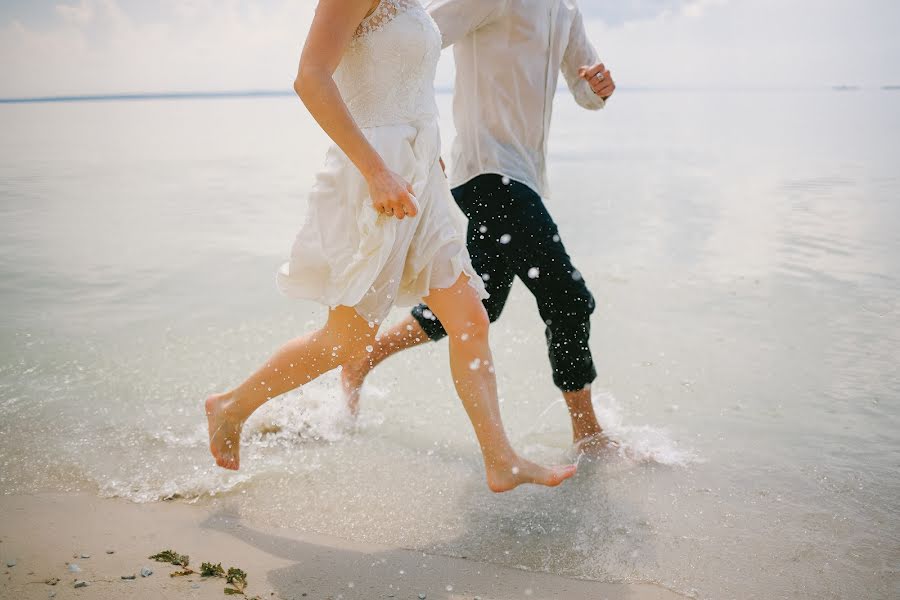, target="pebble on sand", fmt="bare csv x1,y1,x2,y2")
68,563,82,573
121,574,136,580
80,553,91,559
140,566,153,577
74,580,89,588
5,559,15,567
418,594,427,599
106,550,115,554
